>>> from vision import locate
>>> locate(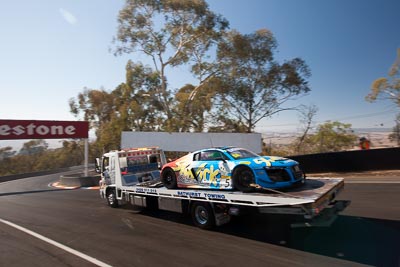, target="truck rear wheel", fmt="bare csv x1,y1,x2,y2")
106,189,119,208
161,168,177,189
190,202,215,229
